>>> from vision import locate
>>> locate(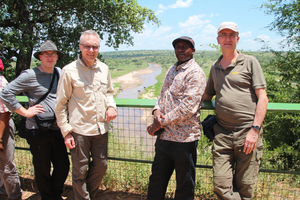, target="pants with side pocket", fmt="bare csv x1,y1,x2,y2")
69,132,108,200
212,123,263,200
